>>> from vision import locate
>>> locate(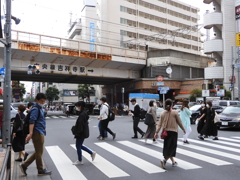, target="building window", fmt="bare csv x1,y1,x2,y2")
120,6,127,12
120,18,127,24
